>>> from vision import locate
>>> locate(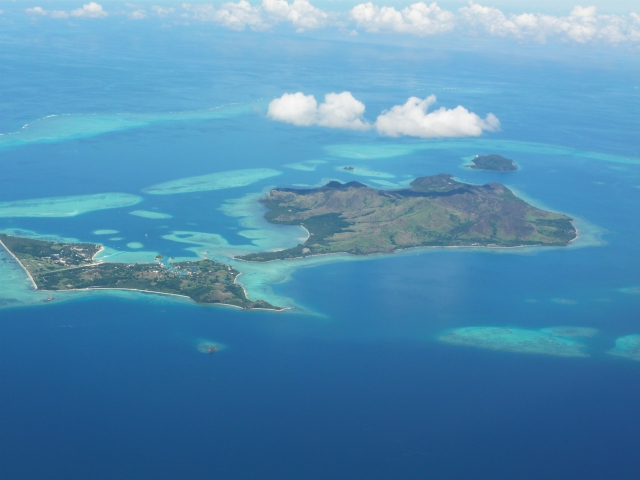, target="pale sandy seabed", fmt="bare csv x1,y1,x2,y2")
283,160,327,171
608,335,640,361
196,339,227,354
438,326,595,357
324,140,640,165
0,193,142,218
142,168,282,195
619,286,640,295
128,210,172,219
335,165,395,179
0,102,263,150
